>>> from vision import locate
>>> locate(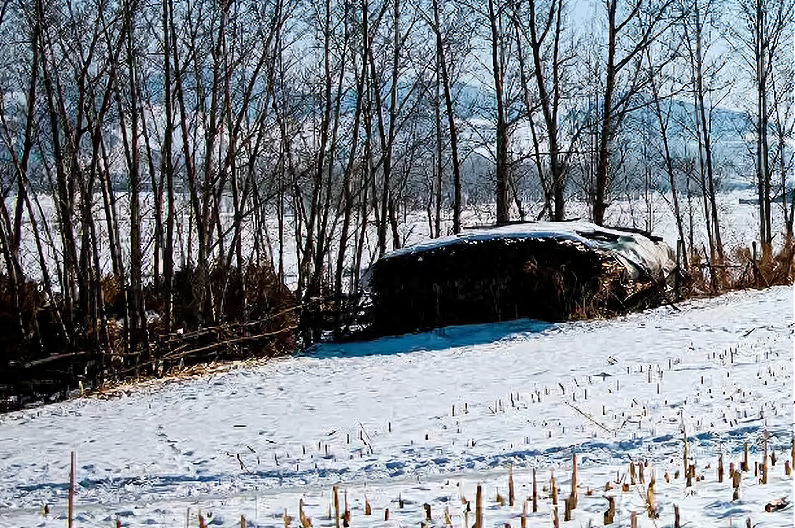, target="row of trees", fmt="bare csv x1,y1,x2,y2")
0,0,791,355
